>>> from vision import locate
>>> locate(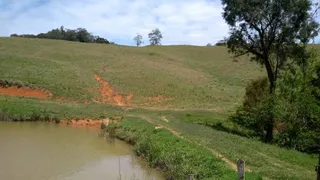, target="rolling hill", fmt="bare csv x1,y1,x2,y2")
1,37,318,180
0,37,265,111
